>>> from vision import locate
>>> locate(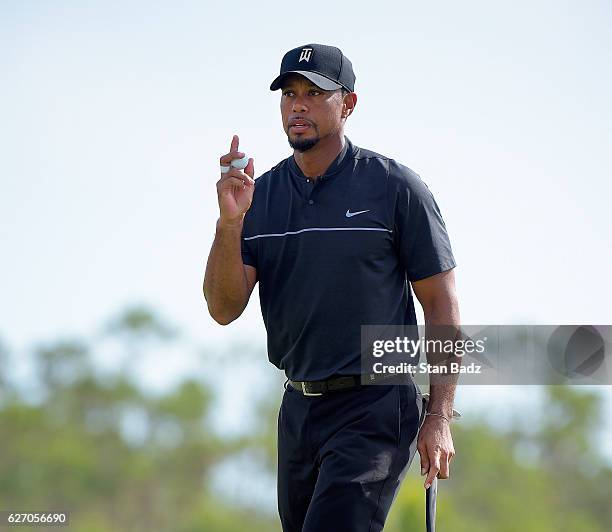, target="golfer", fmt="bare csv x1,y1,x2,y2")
204,43,460,532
